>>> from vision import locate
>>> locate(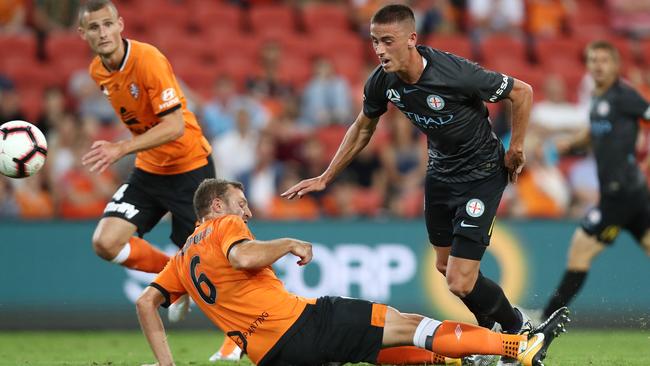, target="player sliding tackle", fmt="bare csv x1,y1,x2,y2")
137,178,569,366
